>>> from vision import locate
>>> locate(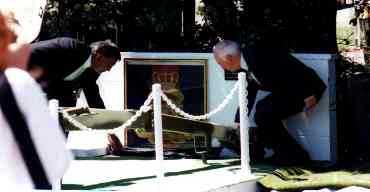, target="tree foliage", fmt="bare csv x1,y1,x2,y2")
200,0,338,52
40,0,337,52
41,0,126,41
